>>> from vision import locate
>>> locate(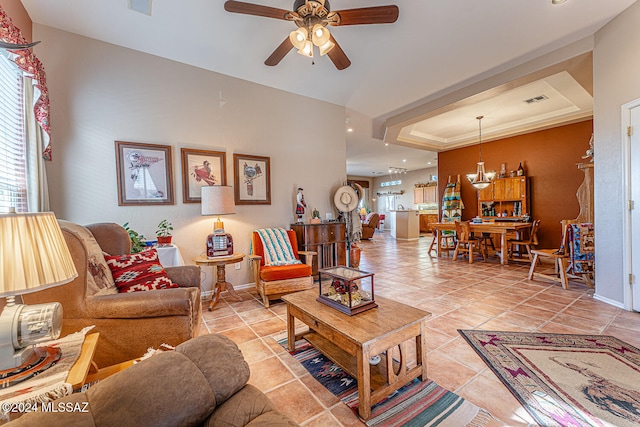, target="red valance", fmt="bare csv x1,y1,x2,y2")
0,6,52,160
